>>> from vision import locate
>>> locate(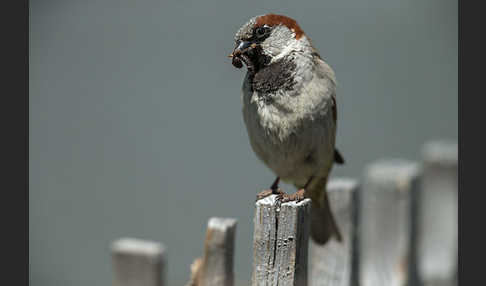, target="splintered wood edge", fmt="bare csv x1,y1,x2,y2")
255,194,312,208
185,258,203,286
